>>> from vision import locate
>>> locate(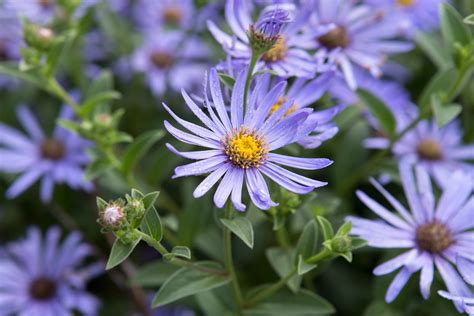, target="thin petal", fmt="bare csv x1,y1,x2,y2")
193,163,231,198
268,153,333,170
